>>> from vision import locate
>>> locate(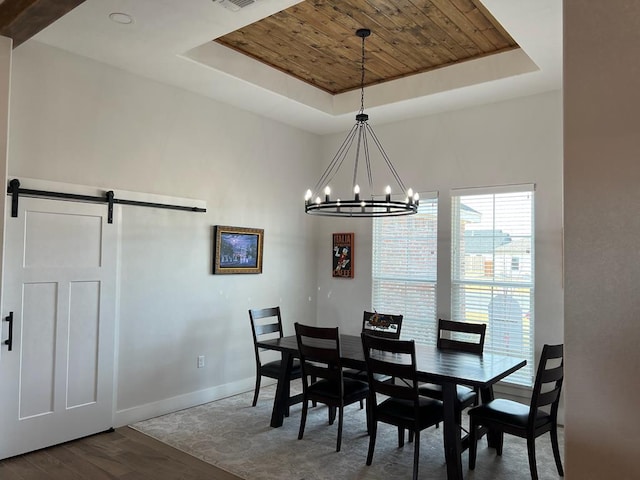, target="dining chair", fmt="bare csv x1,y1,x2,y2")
418,319,487,422
468,343,564,480
361,333,443,480
248,307,302,409
361,310,404,339
294,322,369,452
343,311,403,405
